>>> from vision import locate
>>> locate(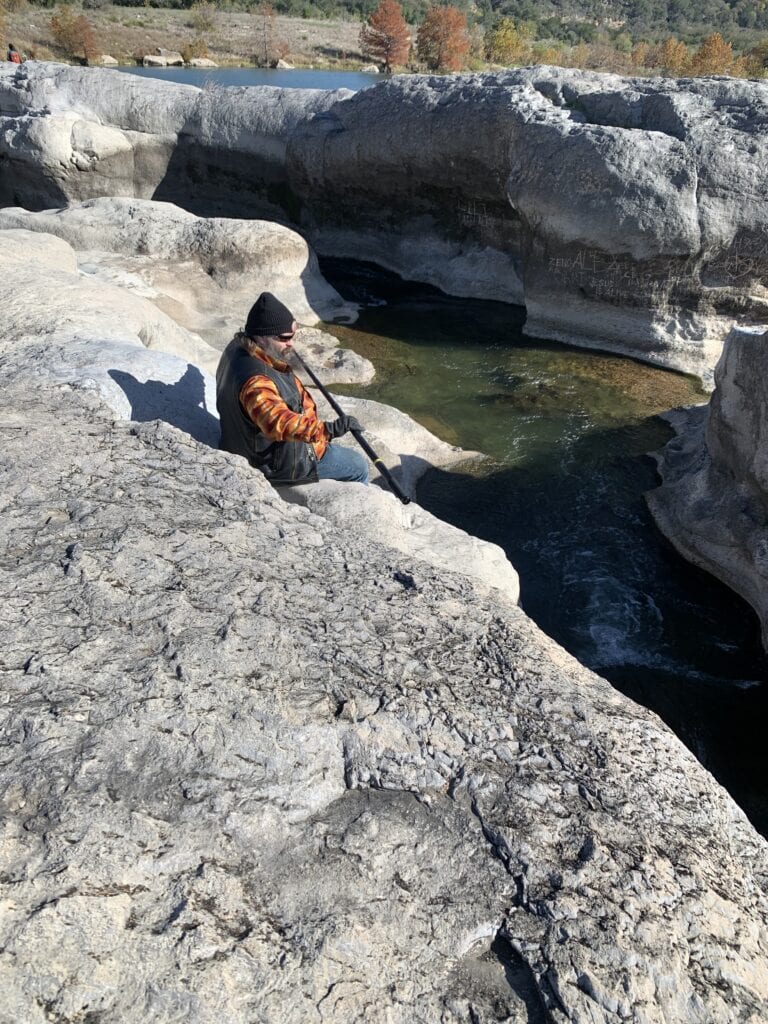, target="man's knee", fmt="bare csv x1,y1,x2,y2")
343,449,369,484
